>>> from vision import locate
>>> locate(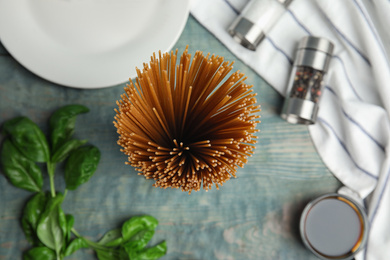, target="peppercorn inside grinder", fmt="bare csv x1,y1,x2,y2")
281,36,334,124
